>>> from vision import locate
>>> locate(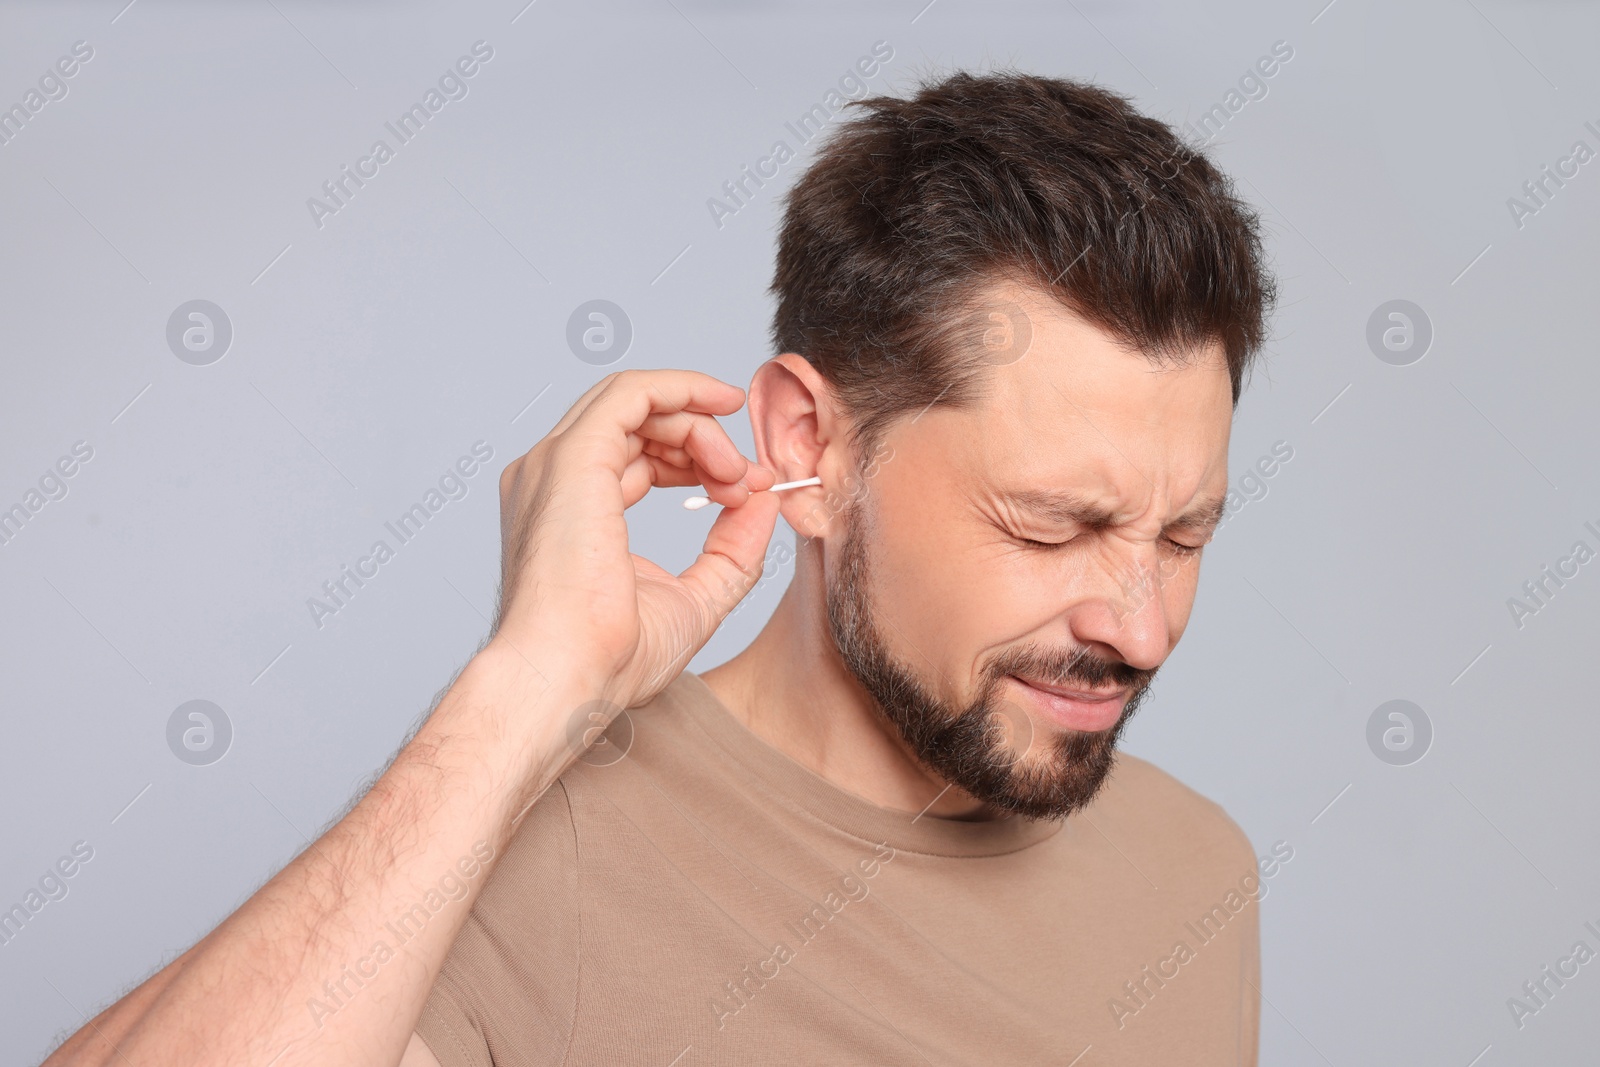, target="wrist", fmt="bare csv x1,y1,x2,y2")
403,633,608,799
476,630,615,700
